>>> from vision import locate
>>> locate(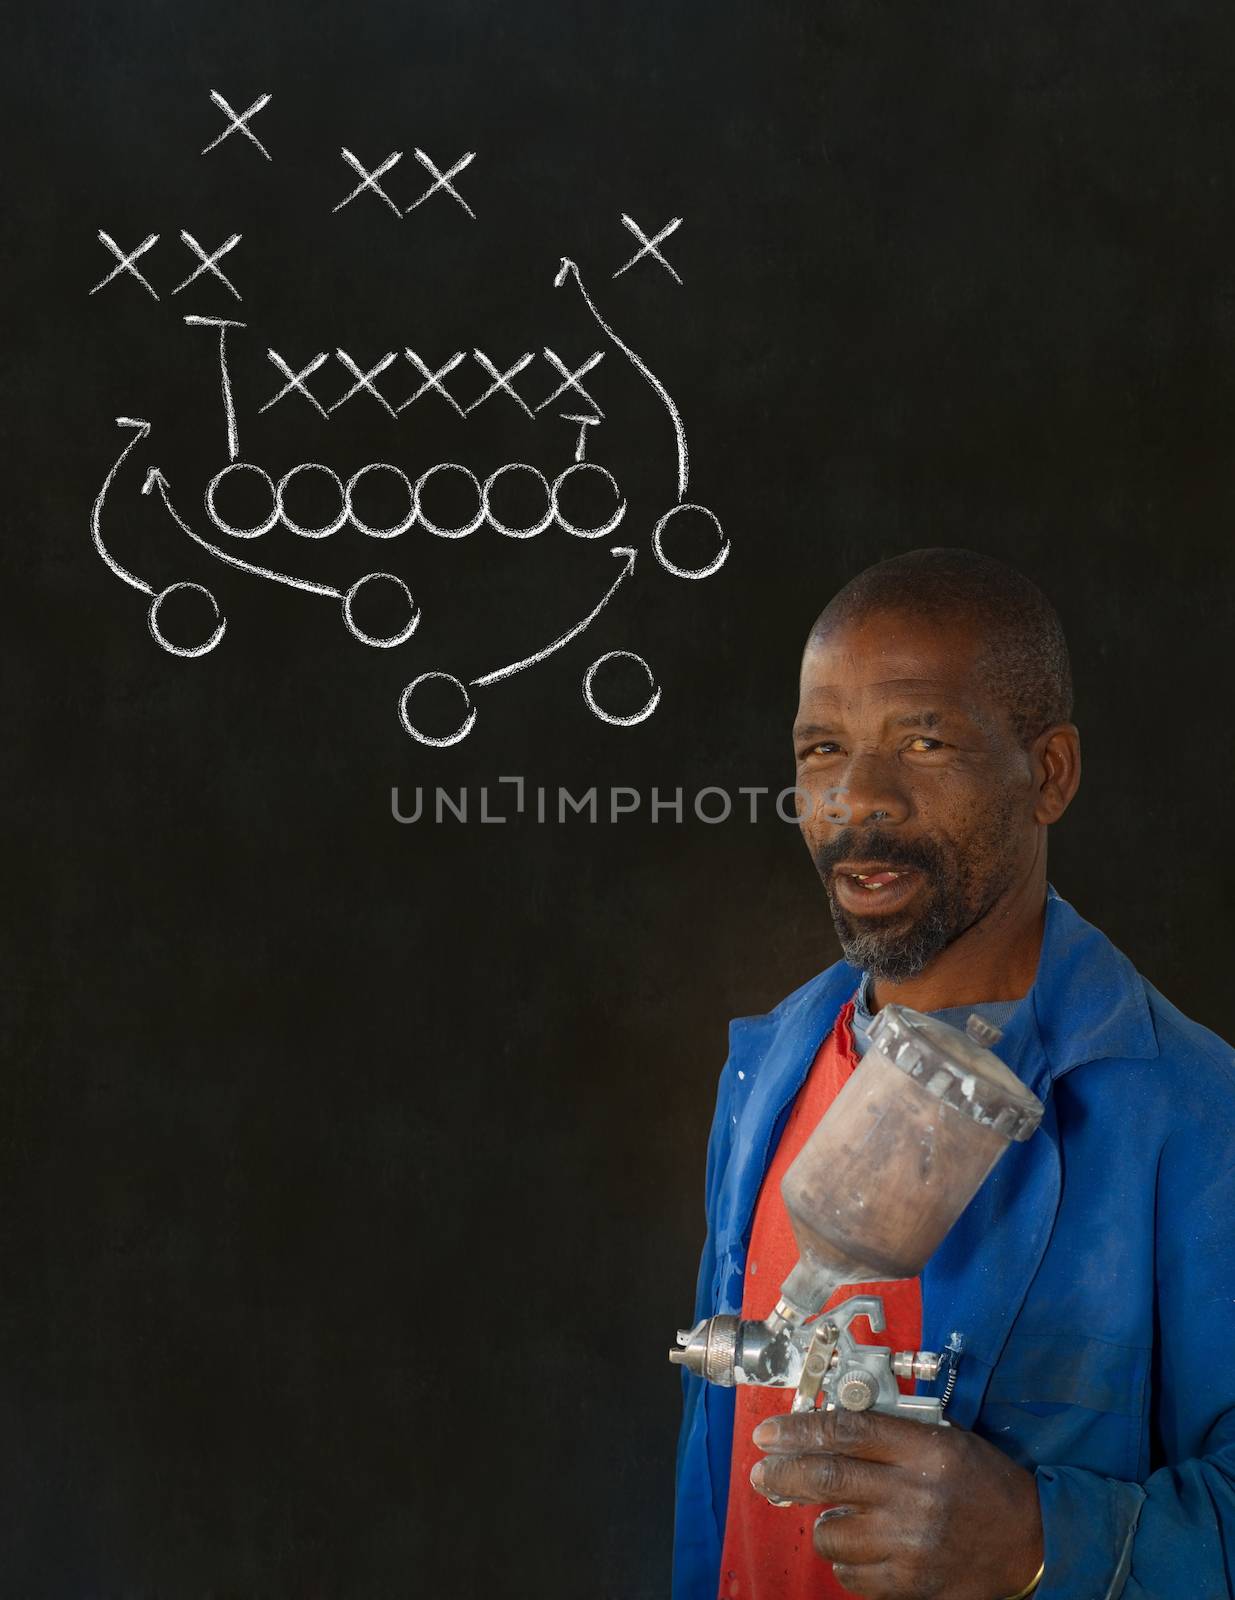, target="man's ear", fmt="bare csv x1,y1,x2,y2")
1032,724,1081,825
